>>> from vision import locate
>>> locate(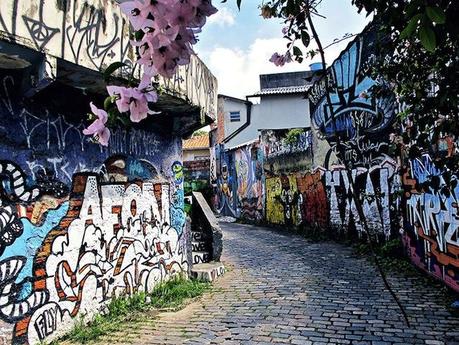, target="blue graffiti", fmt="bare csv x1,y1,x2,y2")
126,158,157,180
312,35,396,141
411,155,442,184
171,188,185,235
0,202,69,299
